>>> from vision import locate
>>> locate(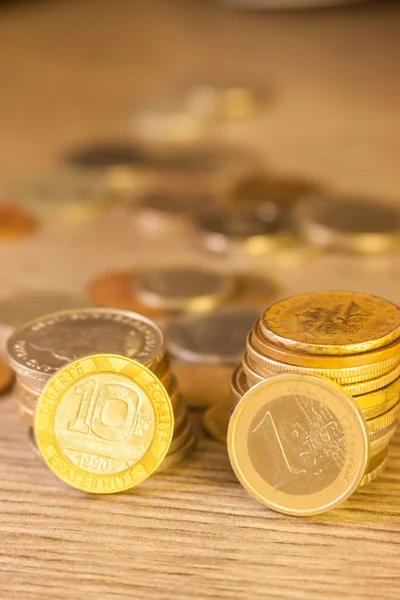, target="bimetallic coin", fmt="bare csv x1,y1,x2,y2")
293,195,400,254
135,267,236,312
0,202,36,241
34,354,174,493
228,375,369,516
262,292,400,355
252,320,400,368
7,308,164,392
246,335,400,384
197,209,286,254
166,307,260,365
202,403,230,443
